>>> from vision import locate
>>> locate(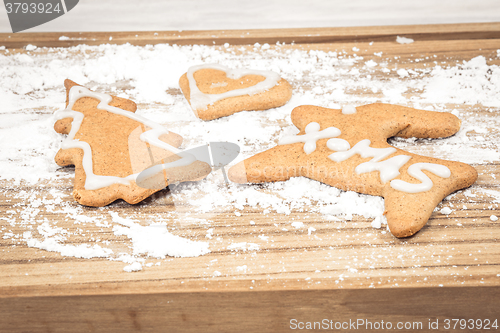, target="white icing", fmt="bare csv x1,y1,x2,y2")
342,105,357,114
356,154,412,183
390,163,451,193
279,122,341,155
326,138,350,151
280,122,452,193
186,63,281,111
54,85,196,190
328,139,411,183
